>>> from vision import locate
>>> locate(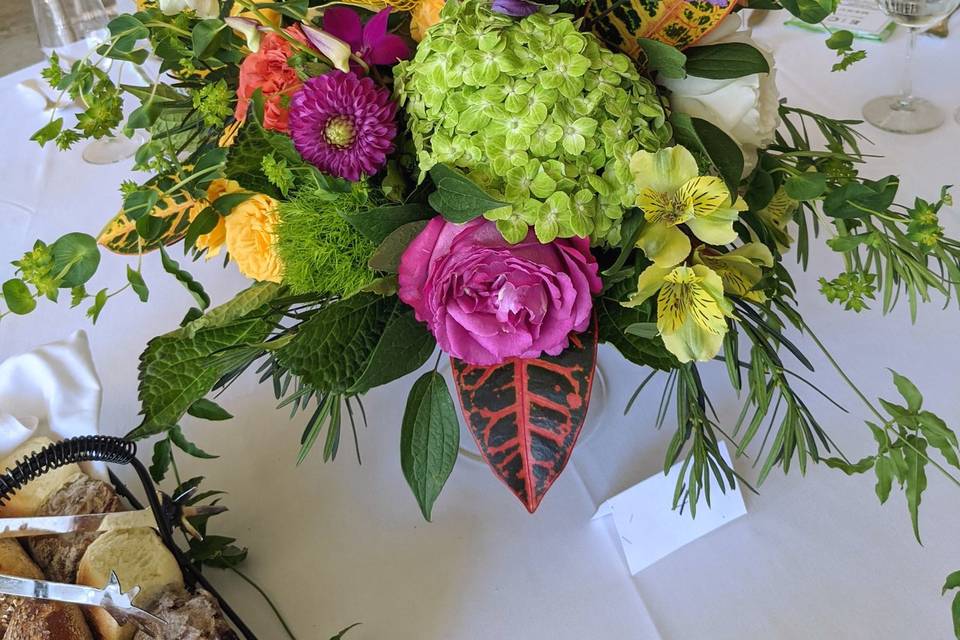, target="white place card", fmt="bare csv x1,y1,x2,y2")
592,443,747,574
